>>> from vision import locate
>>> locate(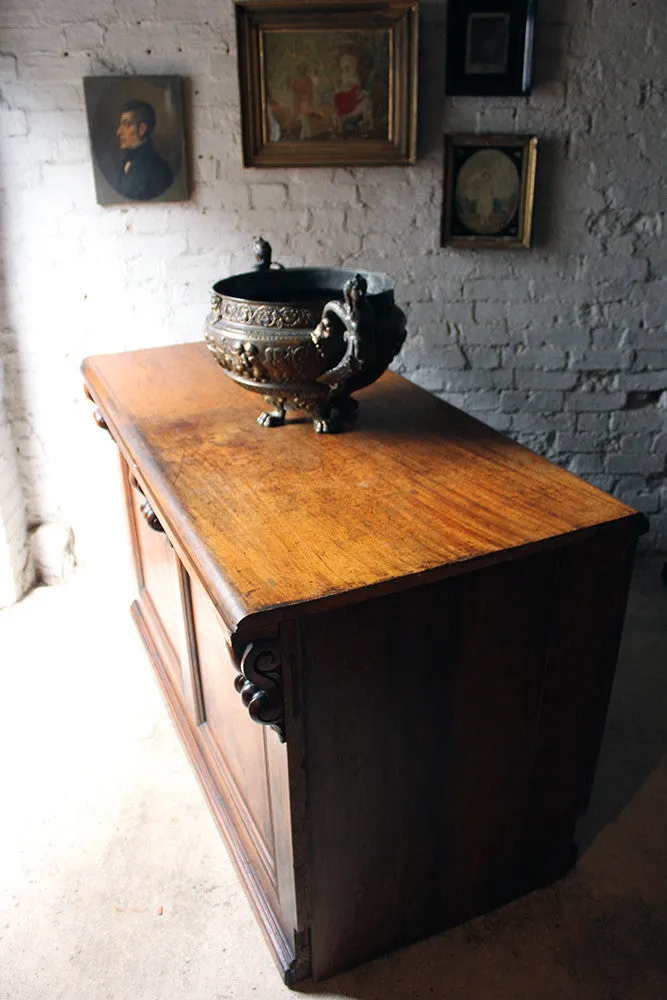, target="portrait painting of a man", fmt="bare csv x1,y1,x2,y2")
84,76,188,206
